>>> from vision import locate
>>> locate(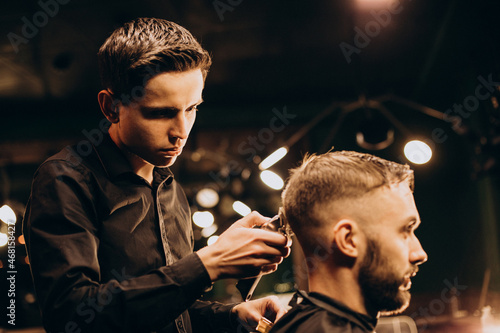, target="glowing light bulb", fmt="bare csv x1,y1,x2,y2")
196,188,219,208
0,205,16,225
260,170,284,190
207,235,219,246
0,233,7,247
259,147,288,170
201,224,218,238
404,140,432,165
192,211,214,228
233,201,251,217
